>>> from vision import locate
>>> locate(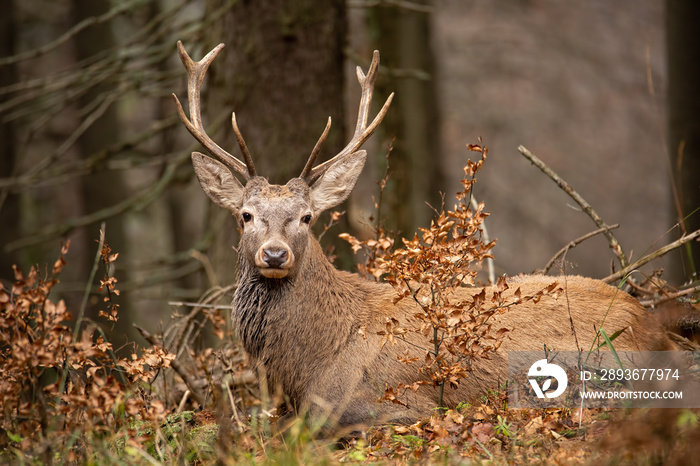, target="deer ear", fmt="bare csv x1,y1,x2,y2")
309,150,366,212
191,152,245,212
